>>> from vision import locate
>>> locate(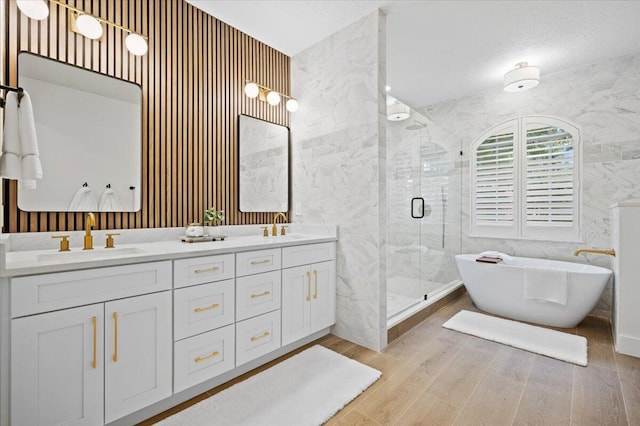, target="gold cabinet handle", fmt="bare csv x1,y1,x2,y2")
250,290,271,299
194,266,220,273
91,316,97,369
250,259,270,265
251,331,270,342
306,271,311,301
313,270,318,299
194,350,220,363
194,303,220,313
112,312,118,362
